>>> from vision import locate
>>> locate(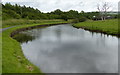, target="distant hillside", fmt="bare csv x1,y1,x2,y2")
2,3,48,20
